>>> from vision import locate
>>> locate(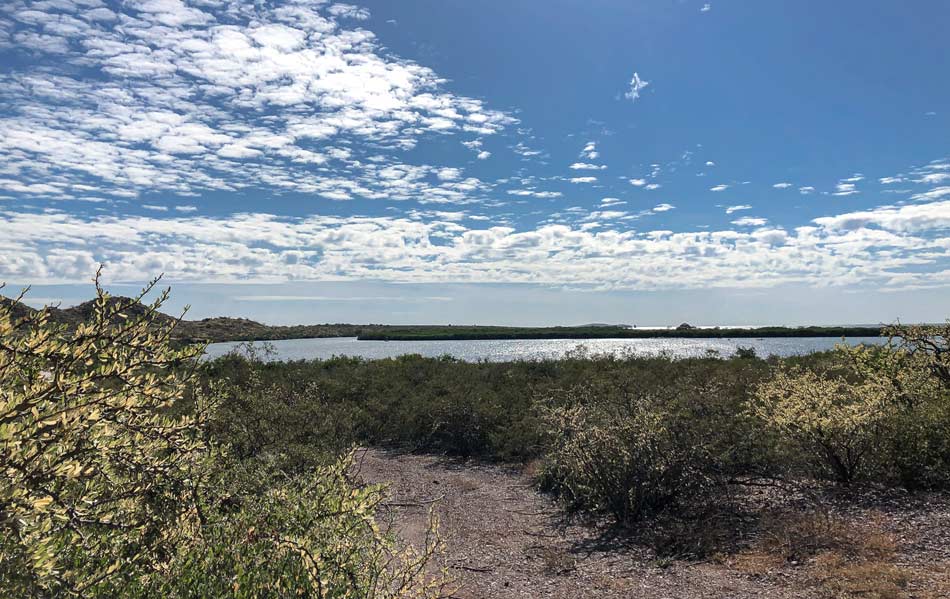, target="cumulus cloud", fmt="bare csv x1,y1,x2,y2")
813,200,950,233
569,177,597,184
0,0,516,206
4,201,949,291
570,162,607,170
